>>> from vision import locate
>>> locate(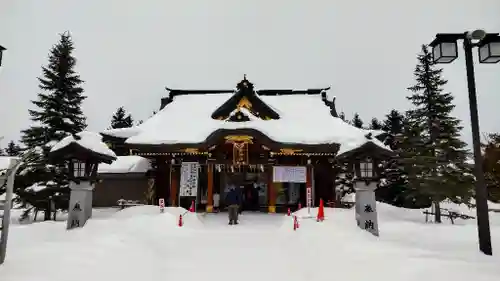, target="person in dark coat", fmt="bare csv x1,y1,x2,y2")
226,186,241,225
